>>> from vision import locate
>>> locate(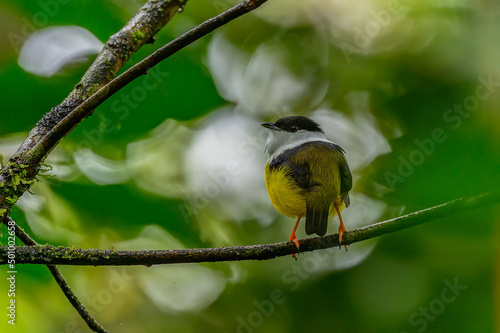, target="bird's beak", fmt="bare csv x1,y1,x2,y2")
261,122,281,131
